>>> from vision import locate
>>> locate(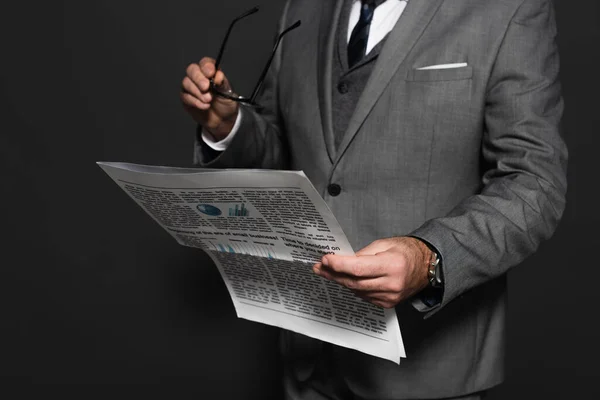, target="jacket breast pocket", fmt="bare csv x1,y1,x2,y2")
405,66,473,82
